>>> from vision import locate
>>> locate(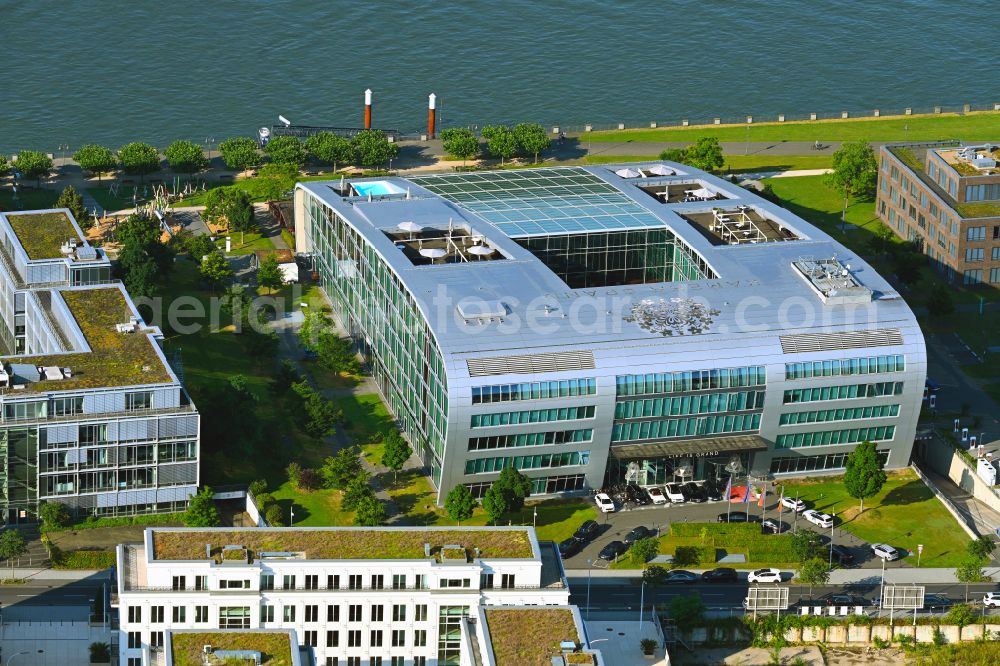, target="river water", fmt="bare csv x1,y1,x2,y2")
2,1,998,152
